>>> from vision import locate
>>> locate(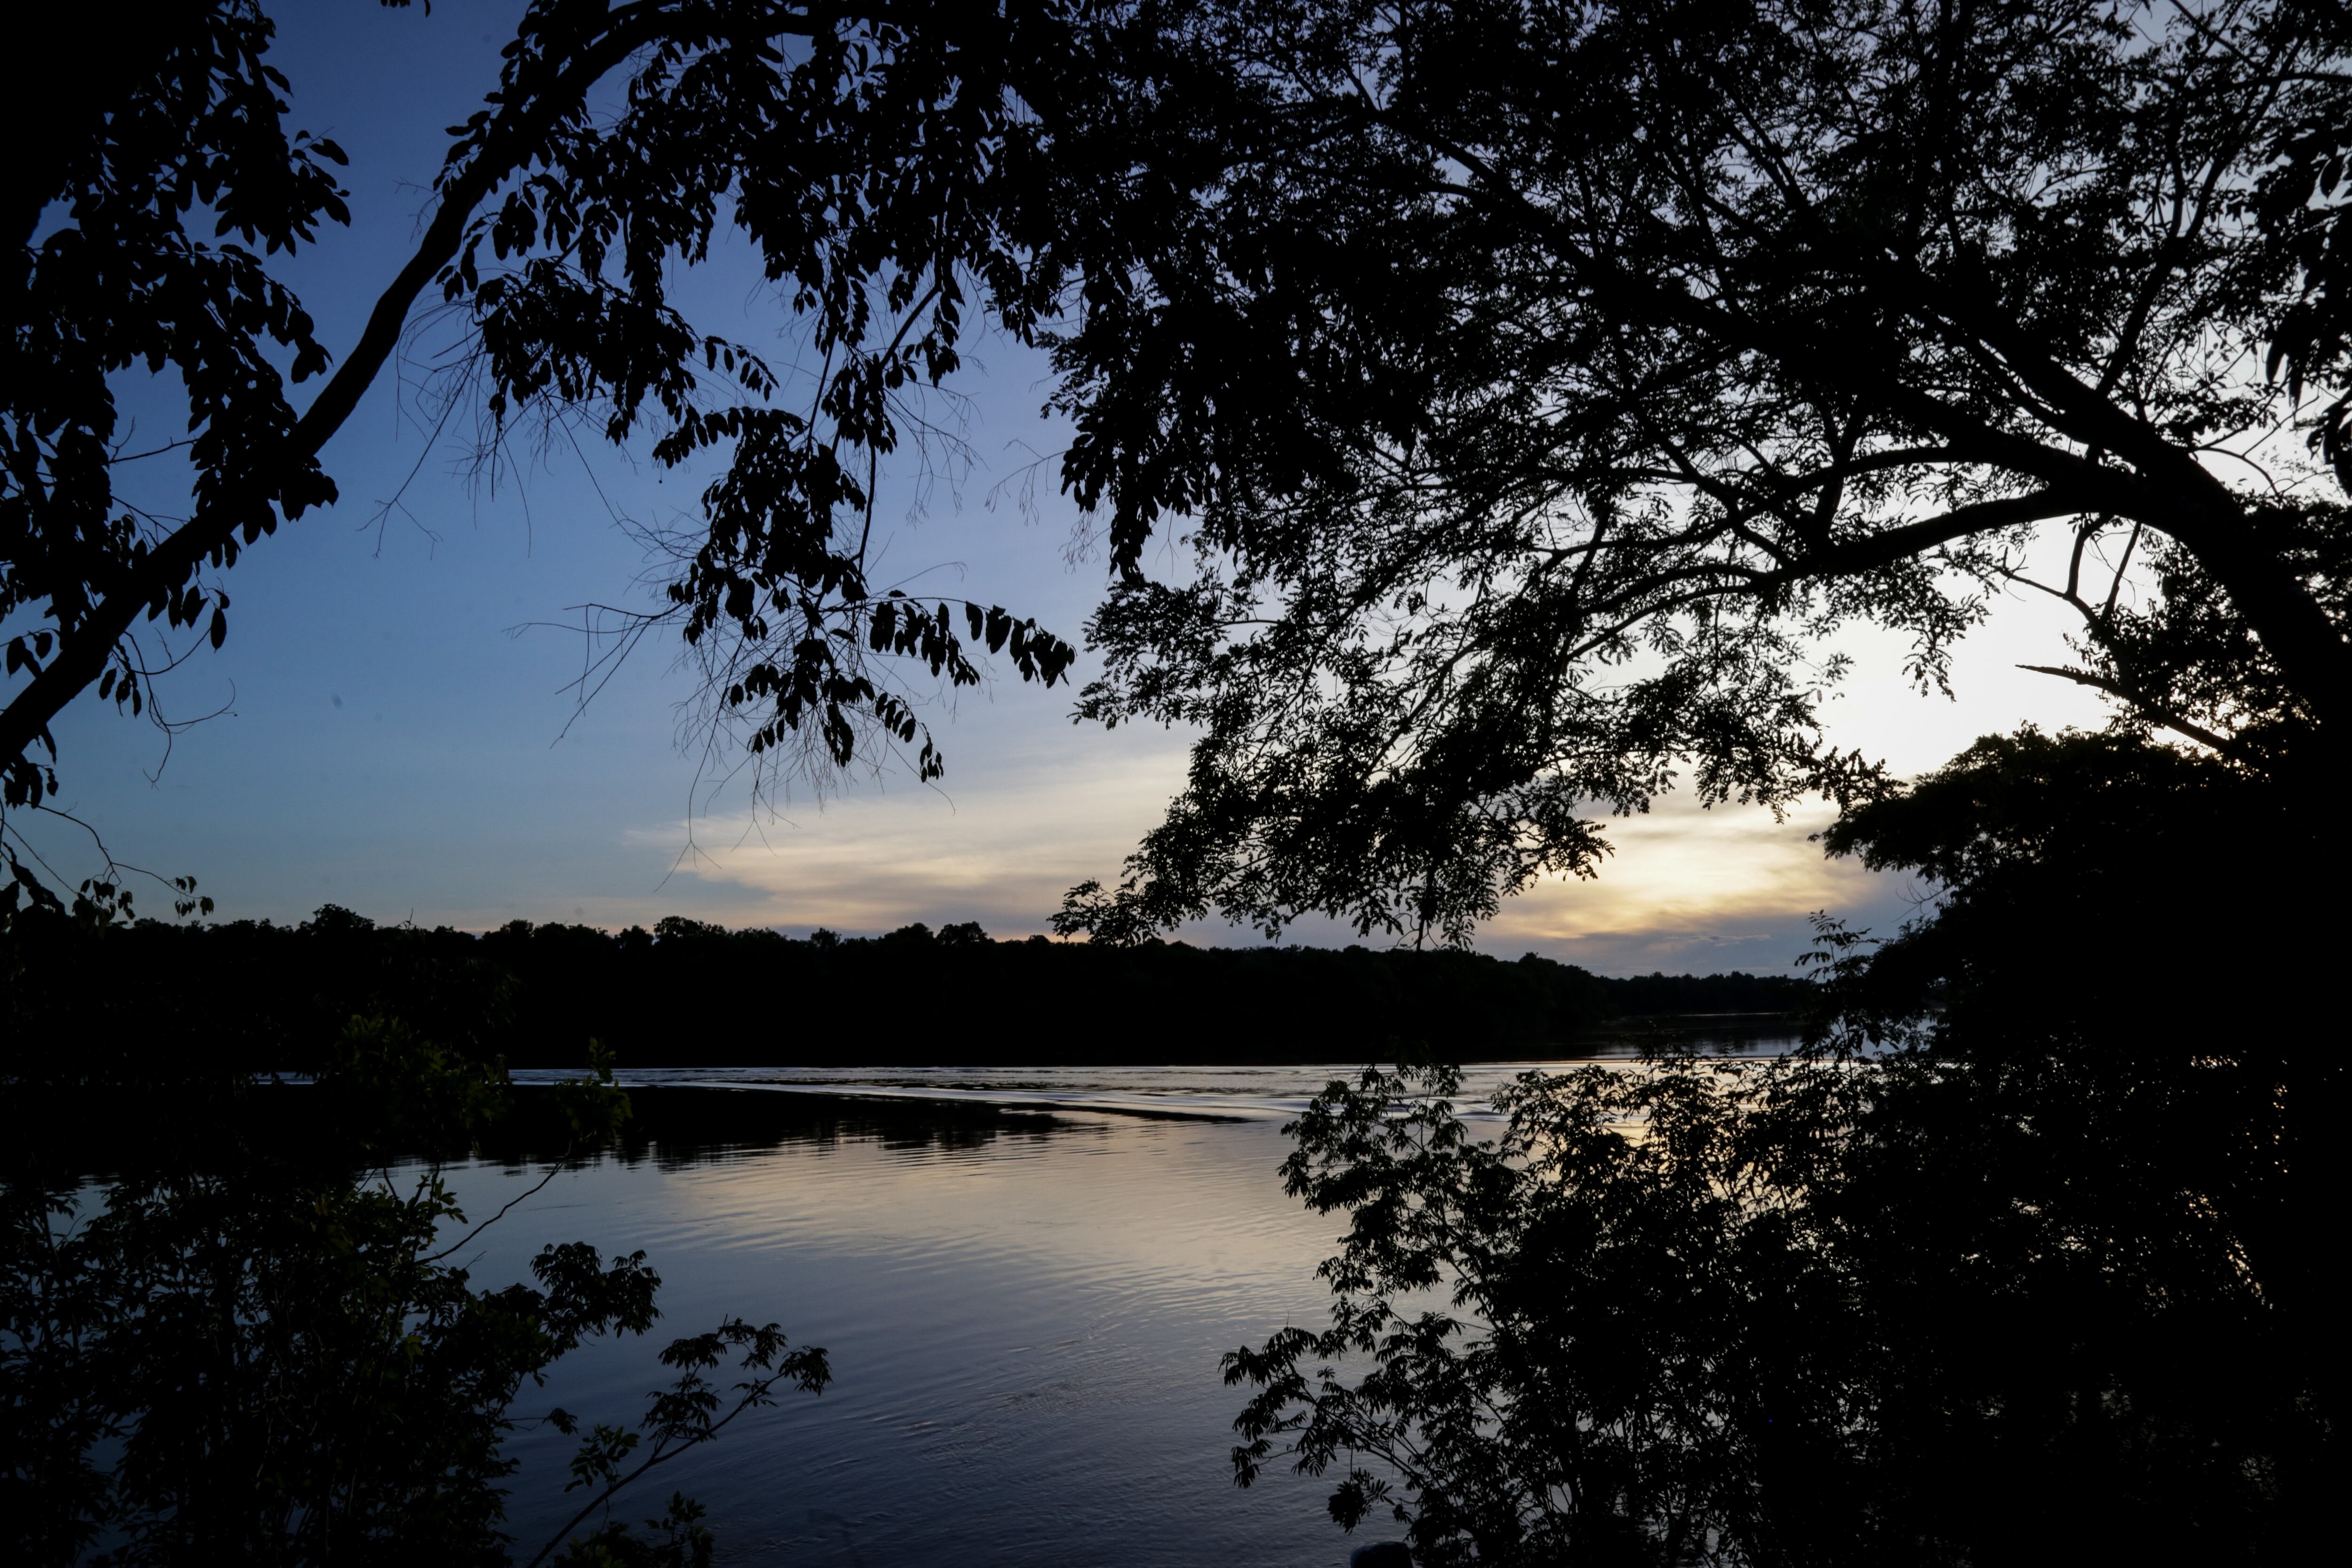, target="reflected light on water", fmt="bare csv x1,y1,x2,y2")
470,1058,1791,1565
